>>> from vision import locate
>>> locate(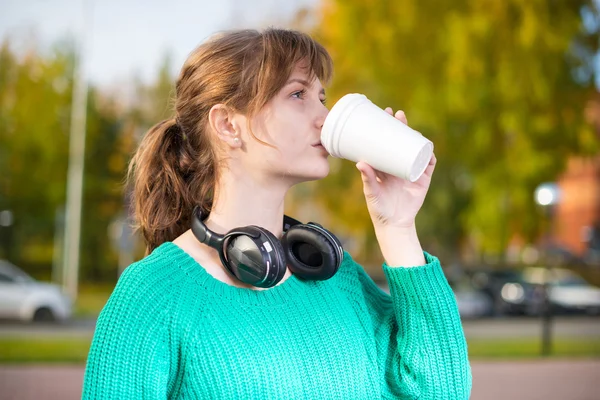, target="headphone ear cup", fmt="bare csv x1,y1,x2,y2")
281,225,343,281
222,226,287,288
